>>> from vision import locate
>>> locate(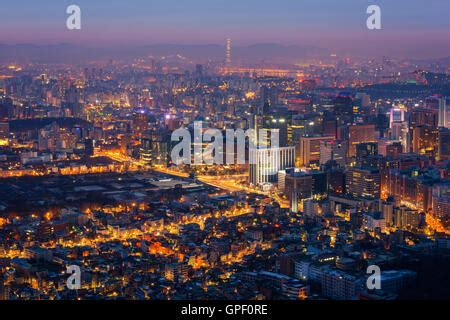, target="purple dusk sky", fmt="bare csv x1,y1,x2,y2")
1,0,450,58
